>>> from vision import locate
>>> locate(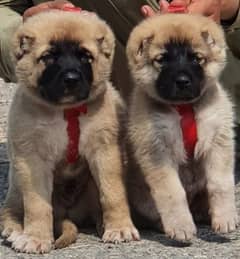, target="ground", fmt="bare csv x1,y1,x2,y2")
0,78,240,259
